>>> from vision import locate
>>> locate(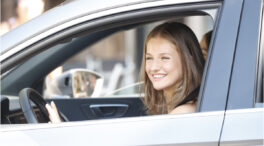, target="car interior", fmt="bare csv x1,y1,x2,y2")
1,10,215,124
